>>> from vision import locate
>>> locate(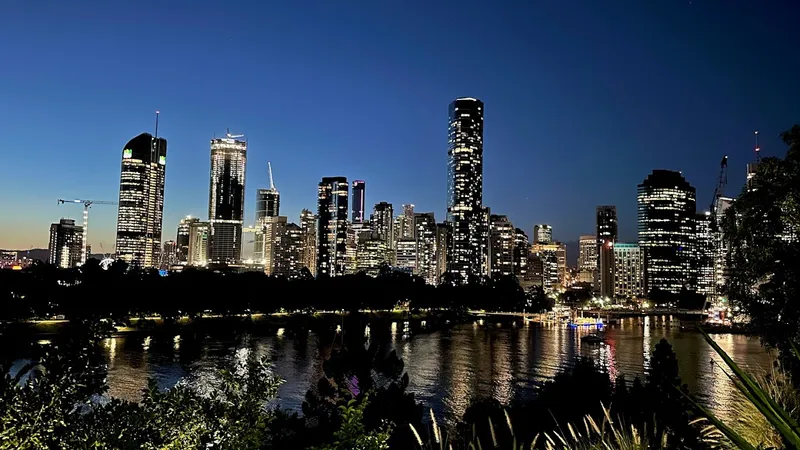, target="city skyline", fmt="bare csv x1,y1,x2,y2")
2,1,799,251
